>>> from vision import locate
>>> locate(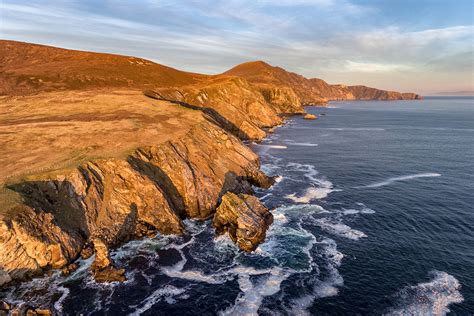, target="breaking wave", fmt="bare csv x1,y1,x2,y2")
312,218,368,240
286,186,333,203
386,271,464,316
